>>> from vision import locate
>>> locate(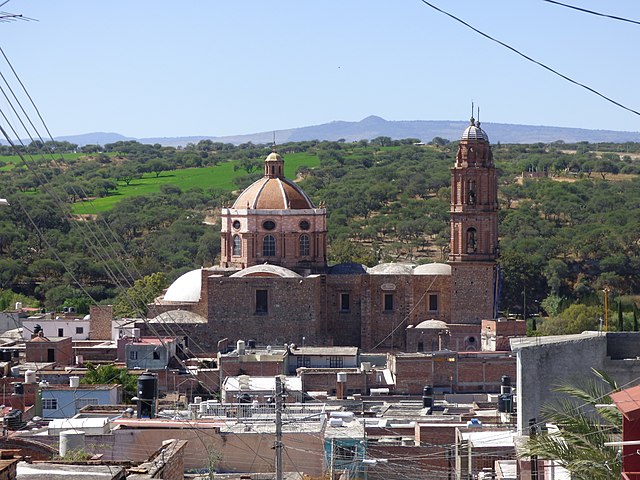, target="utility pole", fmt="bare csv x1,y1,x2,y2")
603,287,610,332
275,375,283,480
